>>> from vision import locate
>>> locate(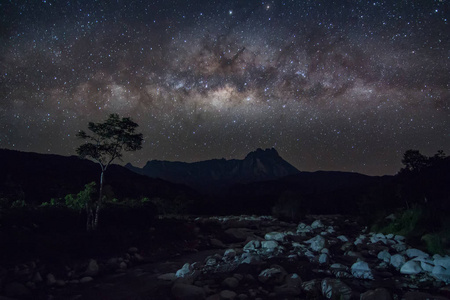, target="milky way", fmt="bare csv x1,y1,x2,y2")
1,0,449,175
